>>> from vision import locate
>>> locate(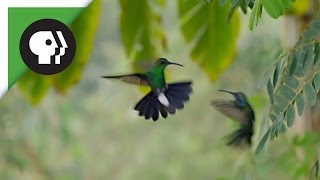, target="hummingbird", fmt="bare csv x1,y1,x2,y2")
211,90,255,147
102,58,192,121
